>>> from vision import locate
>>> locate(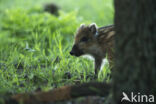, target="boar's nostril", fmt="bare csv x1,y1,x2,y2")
70,51,74,55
